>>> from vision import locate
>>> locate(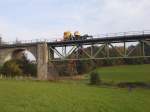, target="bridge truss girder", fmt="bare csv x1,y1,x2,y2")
48,40,150,61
